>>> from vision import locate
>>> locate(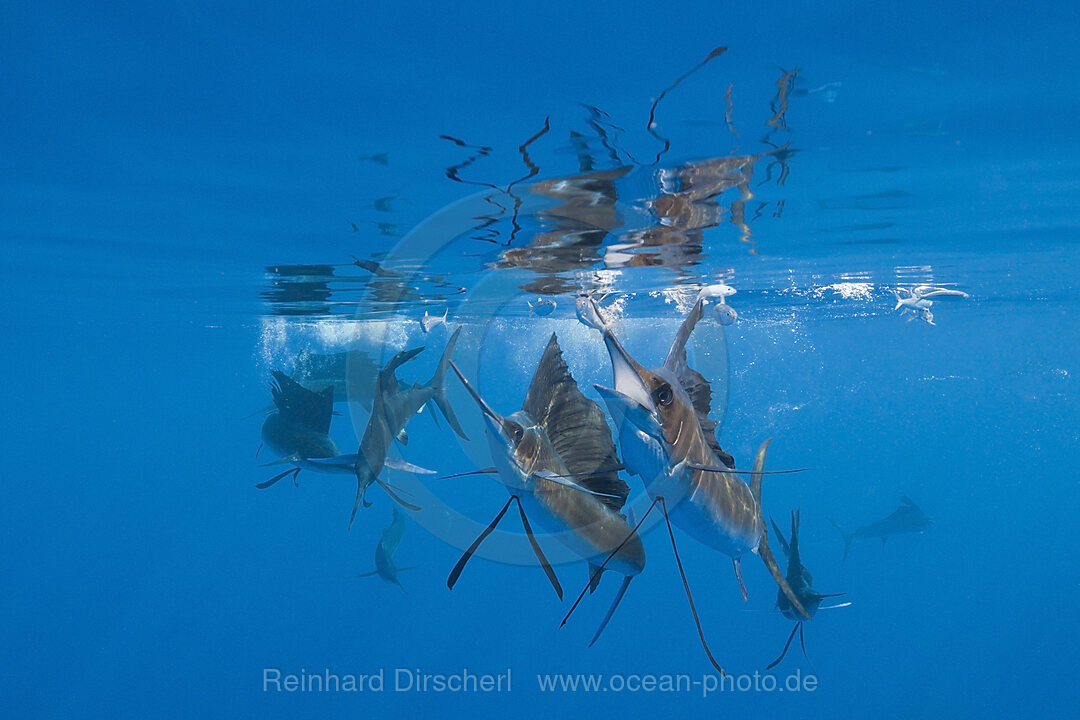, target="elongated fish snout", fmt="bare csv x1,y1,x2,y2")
449,361,520,456
593,384,663,439
450,362,502,424
601,332,657,418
